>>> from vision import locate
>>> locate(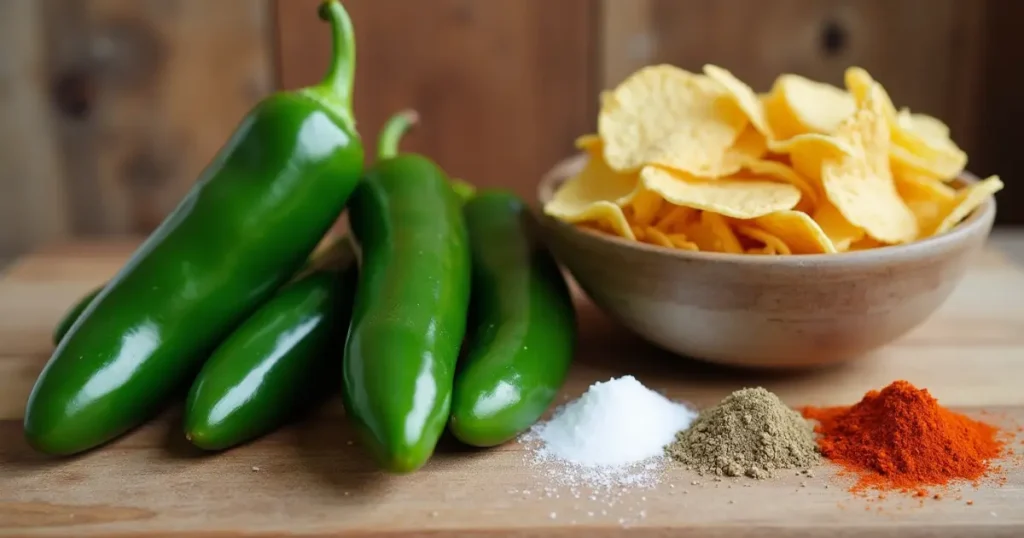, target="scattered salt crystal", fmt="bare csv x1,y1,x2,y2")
549,512,557,520
533,376,697,467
